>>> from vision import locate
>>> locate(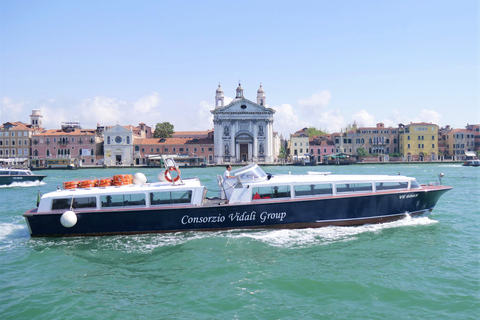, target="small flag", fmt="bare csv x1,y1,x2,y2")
36,190,41,207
